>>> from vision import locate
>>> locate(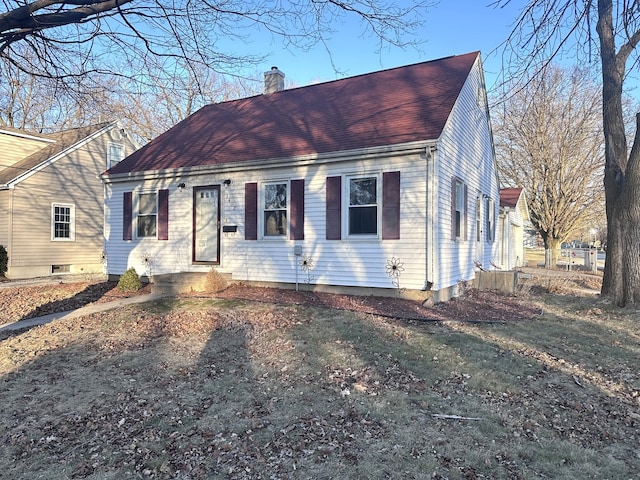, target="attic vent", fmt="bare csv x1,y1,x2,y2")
264,66,285,94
